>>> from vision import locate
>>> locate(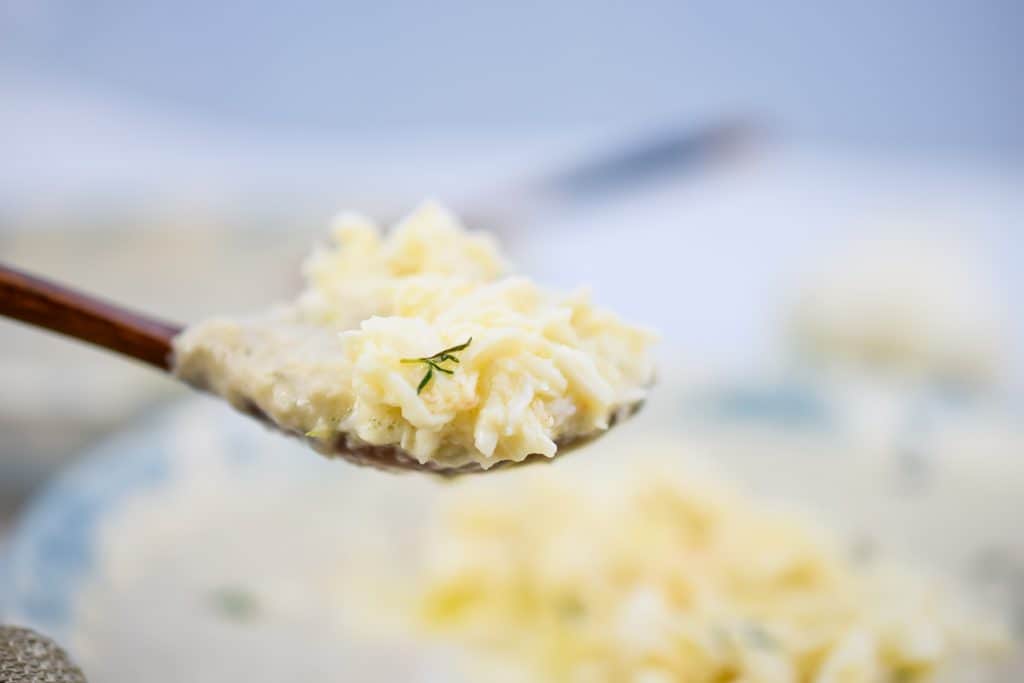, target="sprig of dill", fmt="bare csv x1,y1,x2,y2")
401,337,472,394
